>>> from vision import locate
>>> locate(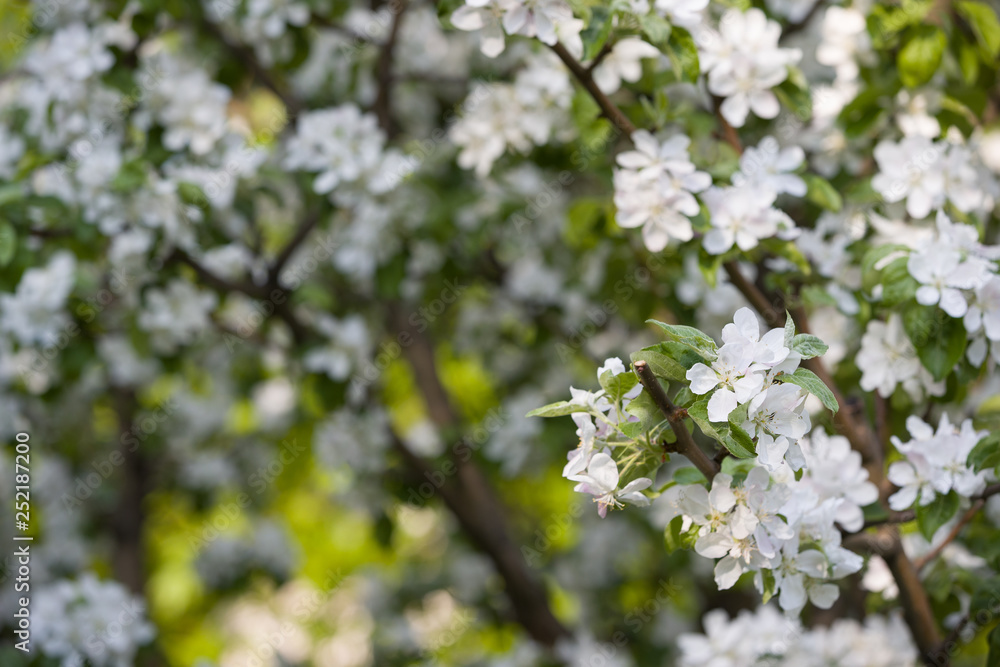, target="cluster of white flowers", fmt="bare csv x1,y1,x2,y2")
195,521,295,589
451,0,583,59
678,605,916,667
283,104,411,197
34,574,156,667
661,457,865,612
137,279,218,353
856,314,945,401
303,314,371,383
313,407,391,474
872,135,996,219
141,52,233,156
451,51,574,177
887,414,992,511
591,38,661,94
613,130,711,252
687,307,811,468
0,252,76,347
696,8,802,127
560,358,651,517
